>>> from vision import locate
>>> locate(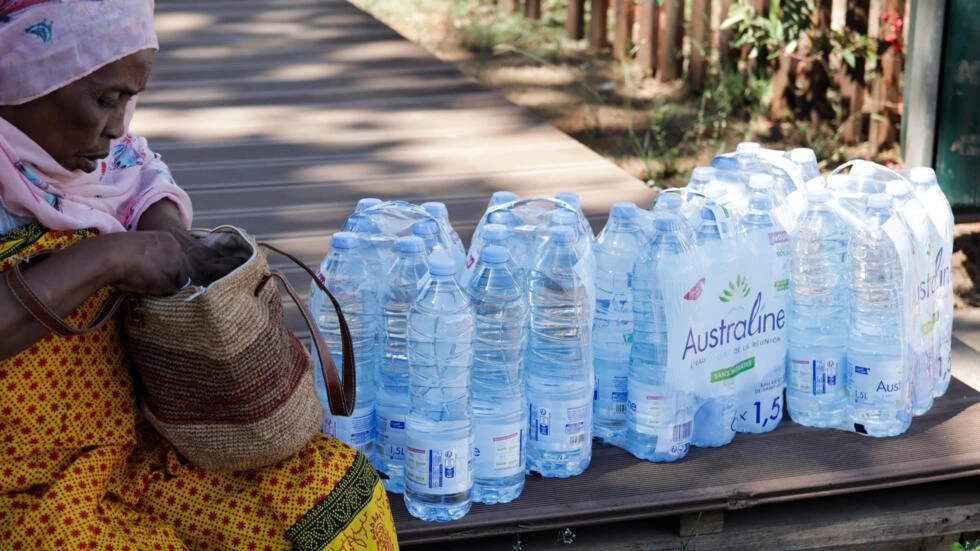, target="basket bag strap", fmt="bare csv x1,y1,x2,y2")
260,243,356,417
